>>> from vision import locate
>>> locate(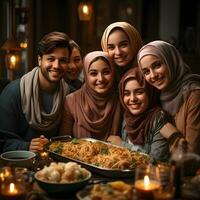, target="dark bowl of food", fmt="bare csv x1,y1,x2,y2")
0,150,36,168
34,162,92,195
